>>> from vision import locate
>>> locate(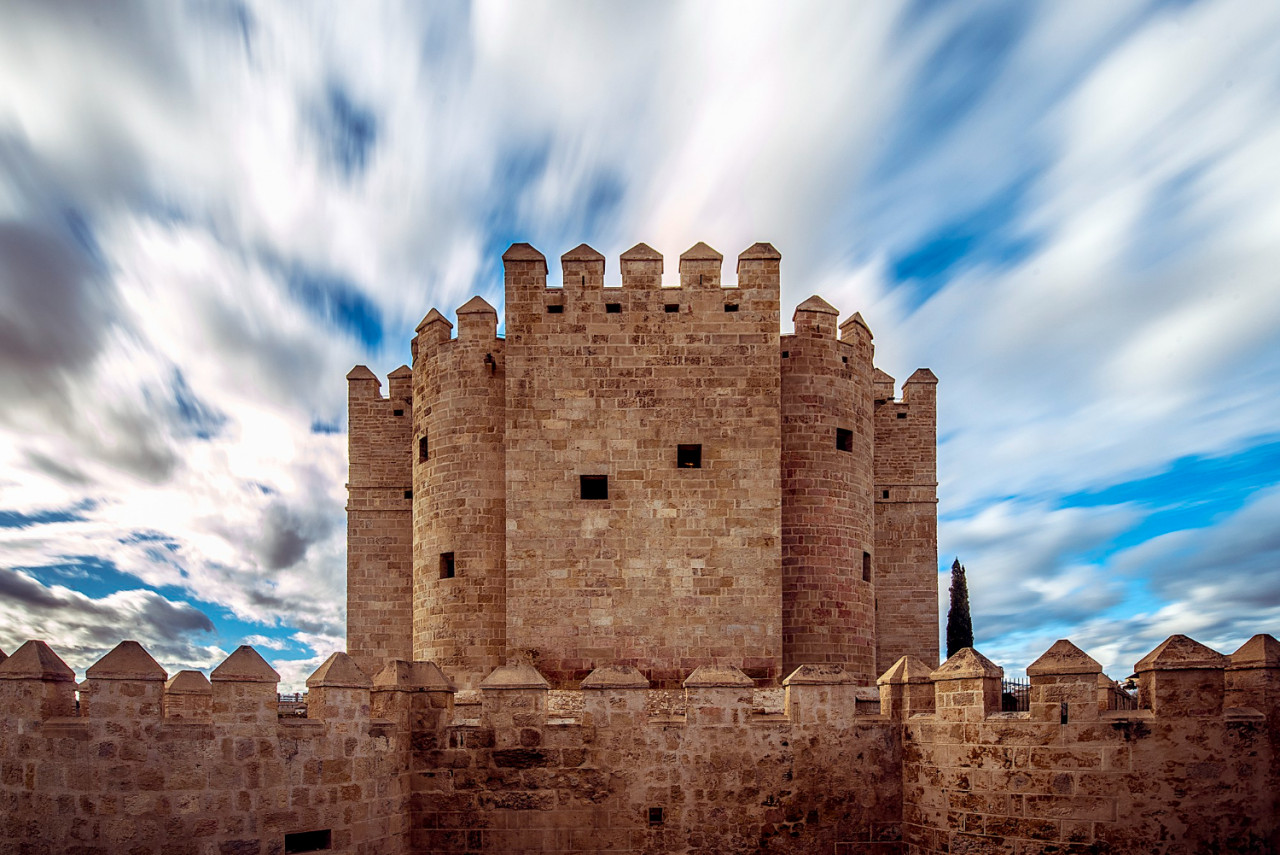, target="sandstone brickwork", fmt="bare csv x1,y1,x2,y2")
3,634,1277,854
346,365,414,669
347,241,940,688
